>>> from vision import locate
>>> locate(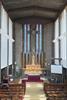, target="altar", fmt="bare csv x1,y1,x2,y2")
25,64,42,75
23,64,43,82
24,51,42,75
